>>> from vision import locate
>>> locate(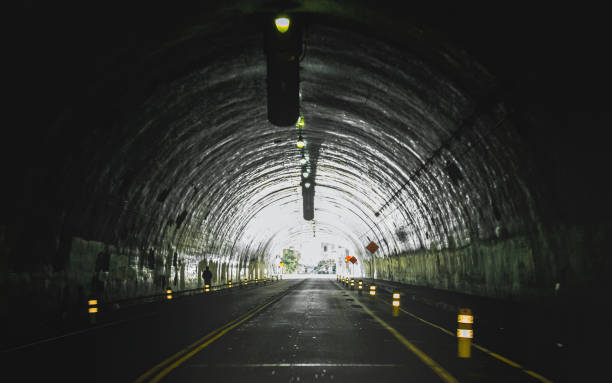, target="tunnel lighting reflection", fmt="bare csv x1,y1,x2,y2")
302,171,309,178
392,293,400,299
457,329,474,339
300,158,307,165
88,299,98,315
304,182,311,188
297,138,304,148
275,17,290,33
458,314,474,324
